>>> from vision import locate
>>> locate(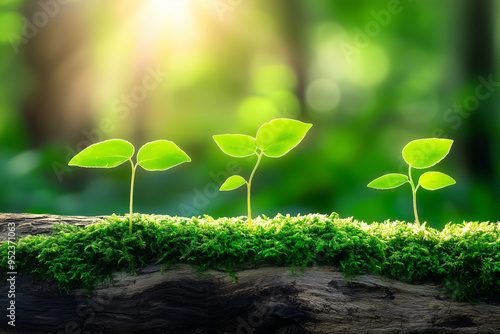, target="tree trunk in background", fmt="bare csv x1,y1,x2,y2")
278,0,308,110
461,0,495,181
21,0,96,147
1,214,499,333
